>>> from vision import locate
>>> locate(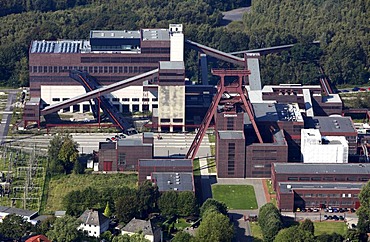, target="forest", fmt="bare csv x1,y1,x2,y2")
0,0,368,88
